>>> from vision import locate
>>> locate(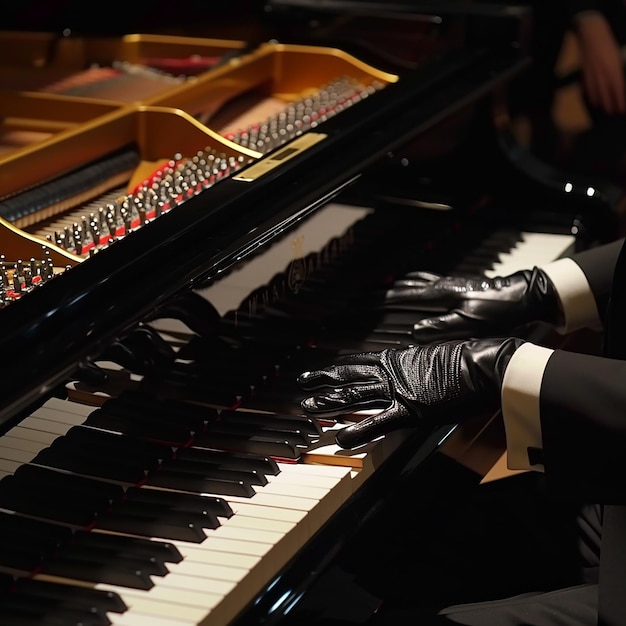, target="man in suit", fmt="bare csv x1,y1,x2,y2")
298,237,626,625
